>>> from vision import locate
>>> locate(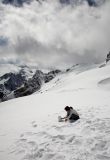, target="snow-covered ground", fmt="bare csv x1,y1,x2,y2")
0,63,110,160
